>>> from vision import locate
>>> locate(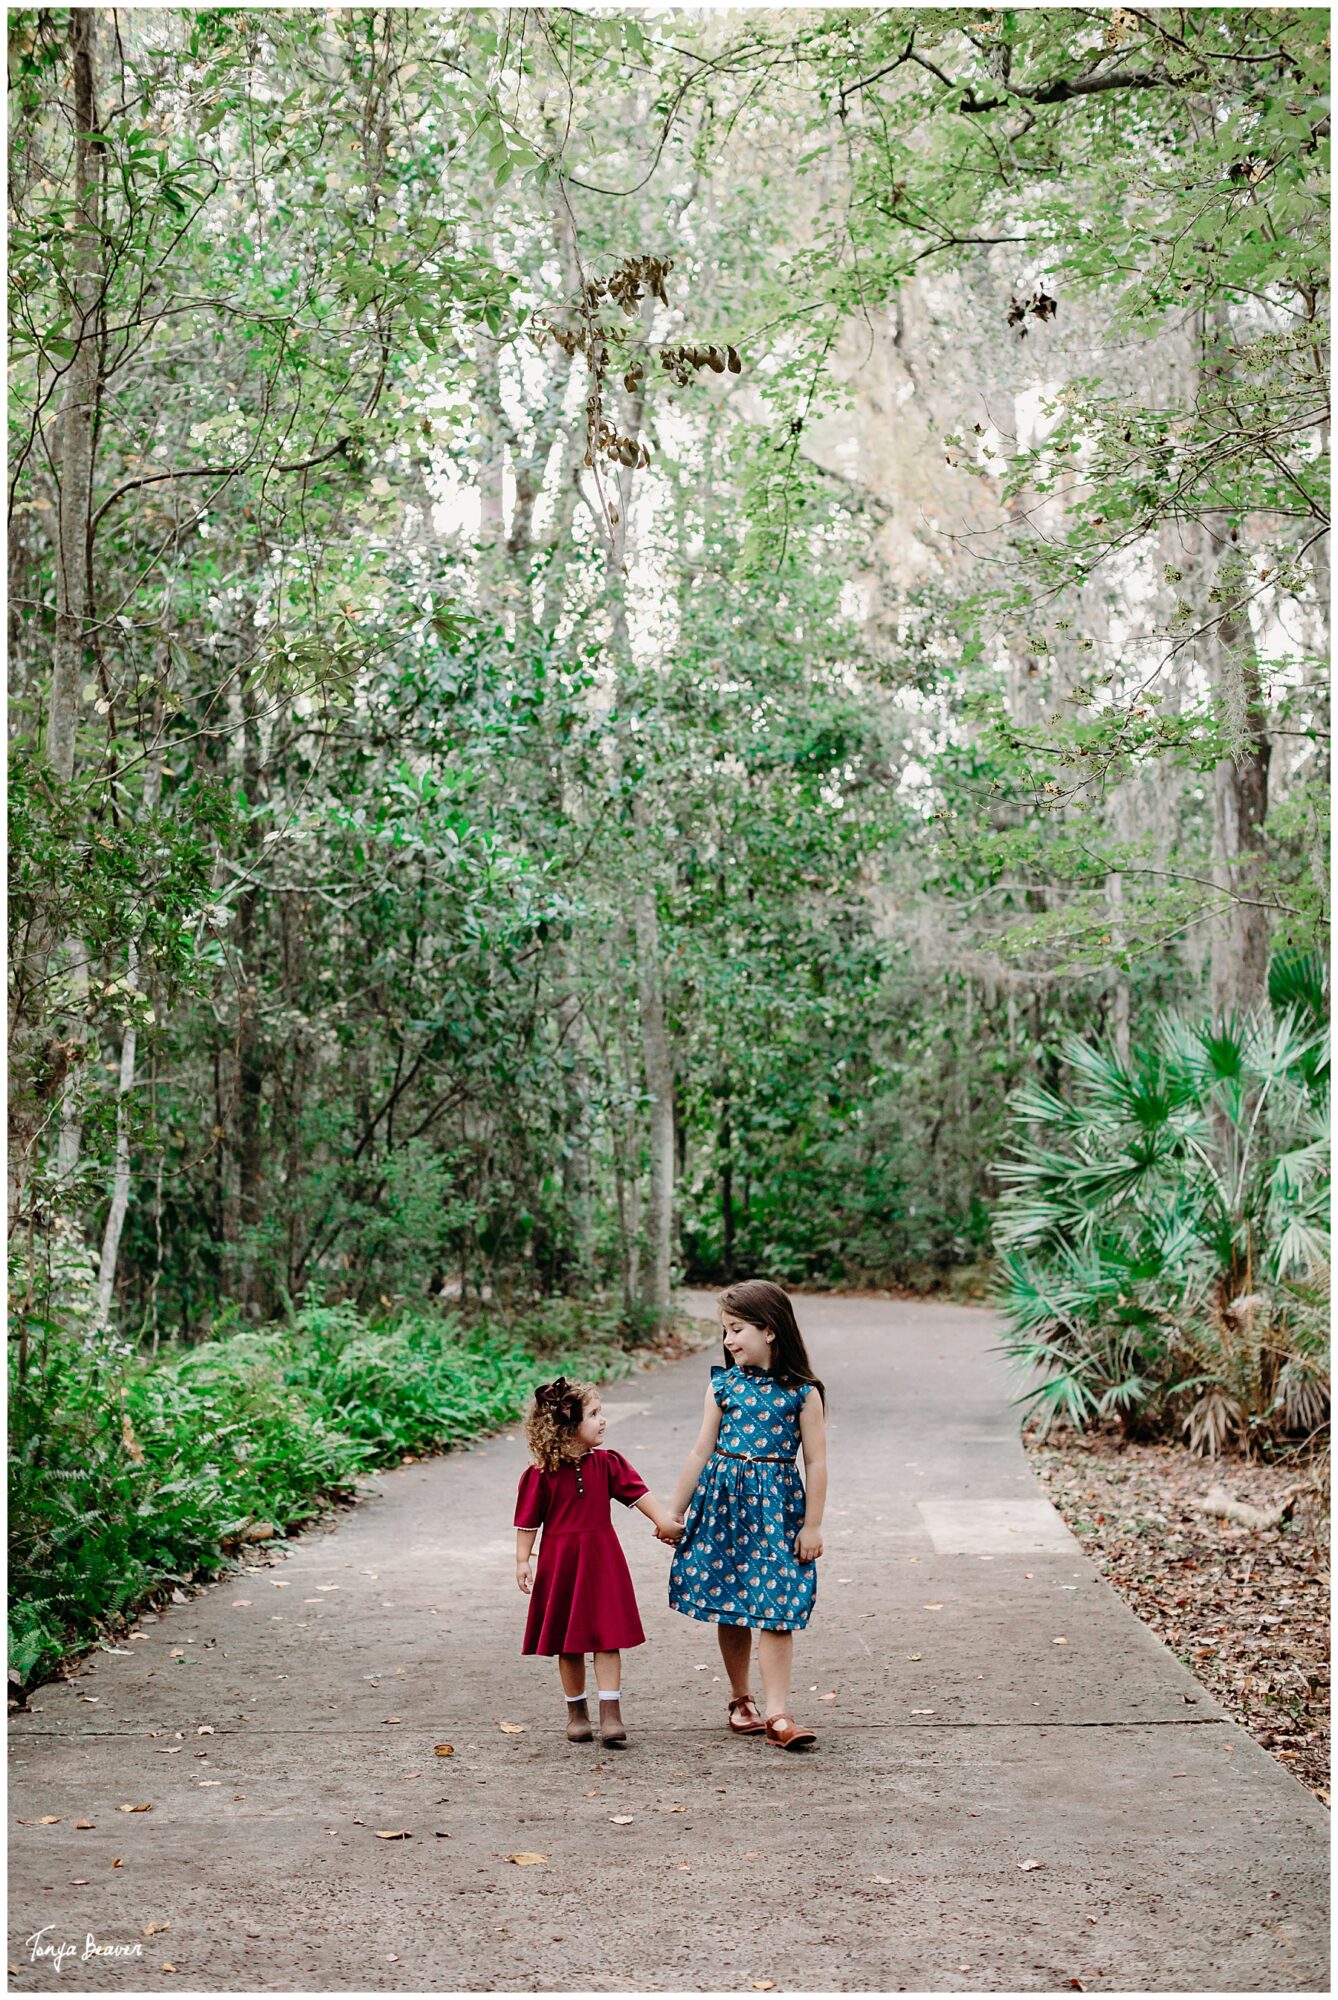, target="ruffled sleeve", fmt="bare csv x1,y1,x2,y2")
514,1465,548,1529
602,1449,649,1507
709,1363,731,1411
